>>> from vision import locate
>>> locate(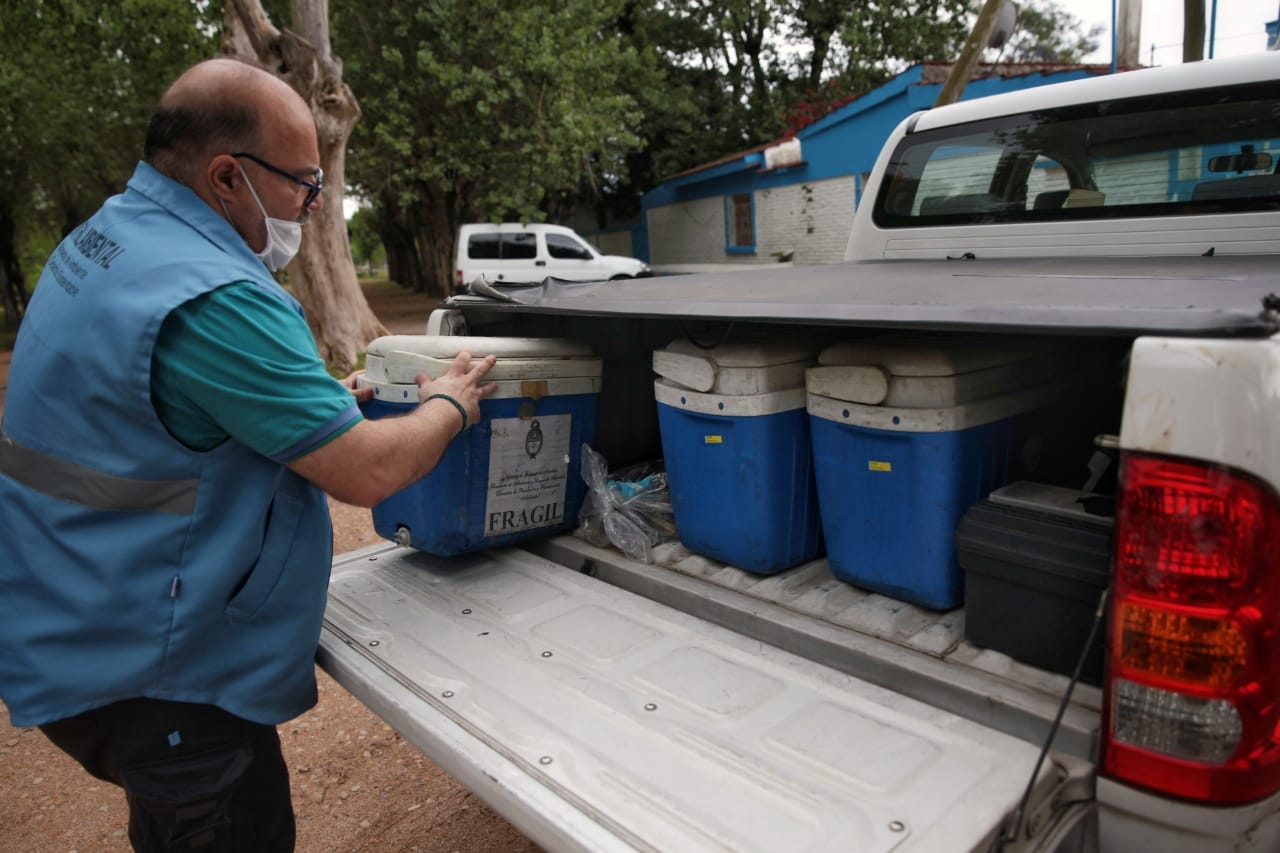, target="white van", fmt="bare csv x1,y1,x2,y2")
454,223,649,291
